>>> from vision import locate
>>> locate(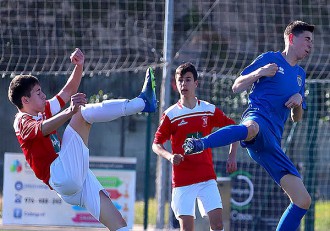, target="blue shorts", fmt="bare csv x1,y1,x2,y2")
240,114,301,186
